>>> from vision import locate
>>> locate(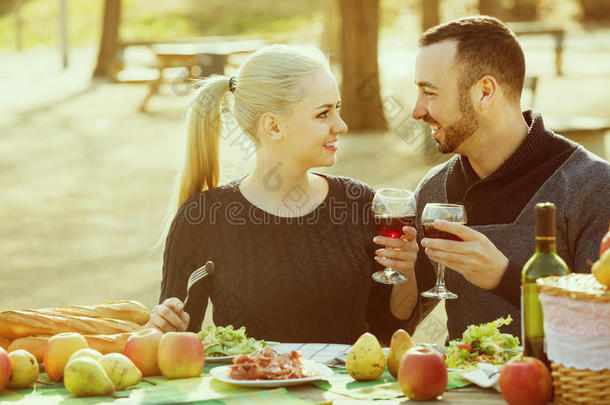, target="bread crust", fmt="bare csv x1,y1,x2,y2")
0,310,141,340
